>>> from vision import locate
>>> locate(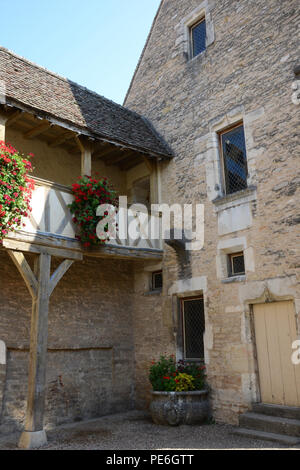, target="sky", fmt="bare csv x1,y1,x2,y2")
1,0,161,104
